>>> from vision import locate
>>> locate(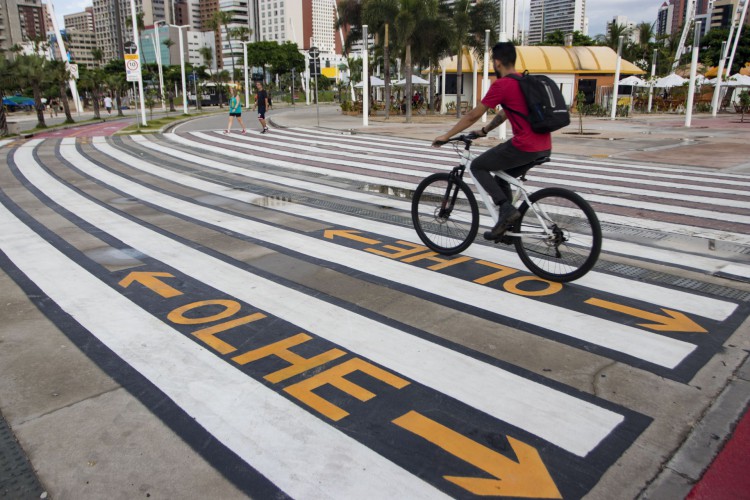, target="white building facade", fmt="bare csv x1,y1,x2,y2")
528,0,586,45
